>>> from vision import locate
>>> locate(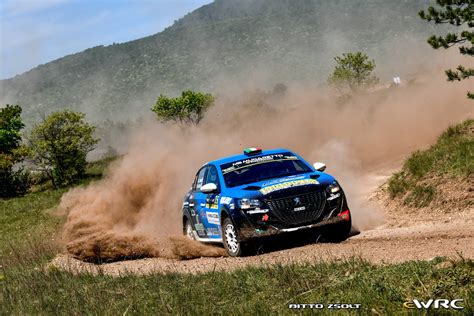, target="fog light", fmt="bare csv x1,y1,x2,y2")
338,210,350,221
238,198,261,209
